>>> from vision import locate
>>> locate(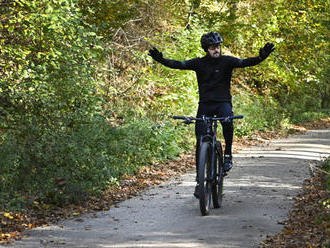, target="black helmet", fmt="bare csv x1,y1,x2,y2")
201,32,223,51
